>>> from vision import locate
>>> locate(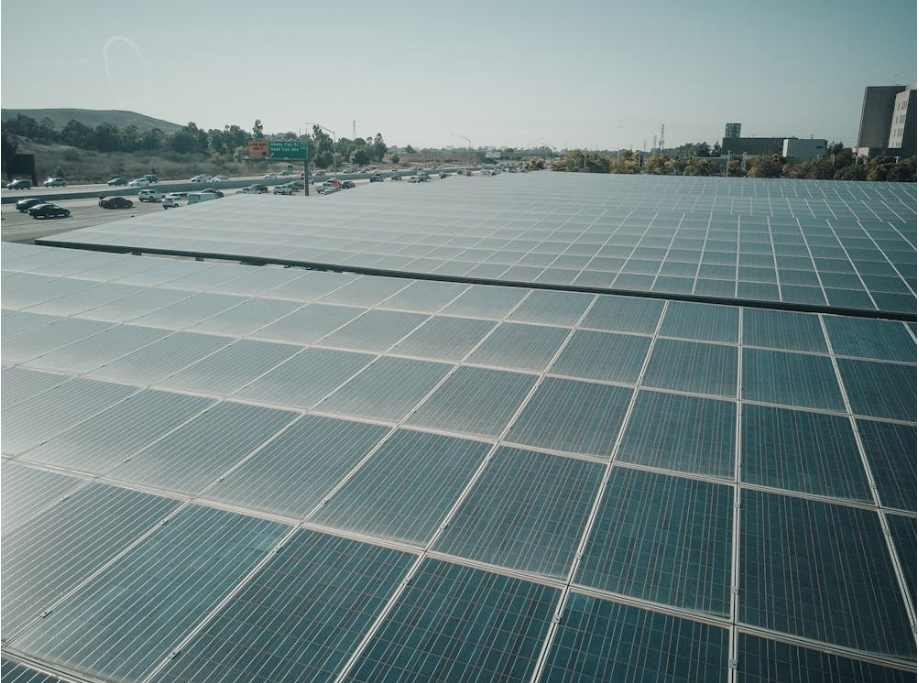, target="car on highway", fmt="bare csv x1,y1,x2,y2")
137,189,165,202
6,179,32,190
16,197,46,212
318,180,342,194
238,184,269,194
99,196,134,209
107,177,128,186
43,177,67,187
187,192,219,205
28,203,71,219
128,178,151,187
